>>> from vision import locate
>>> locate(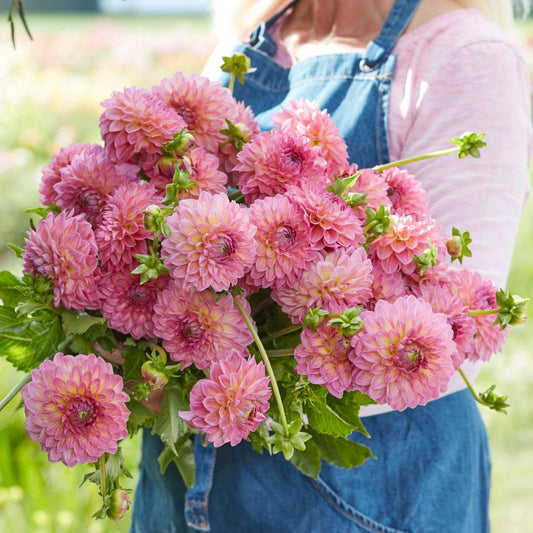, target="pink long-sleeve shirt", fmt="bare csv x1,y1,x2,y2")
205,7,532,415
